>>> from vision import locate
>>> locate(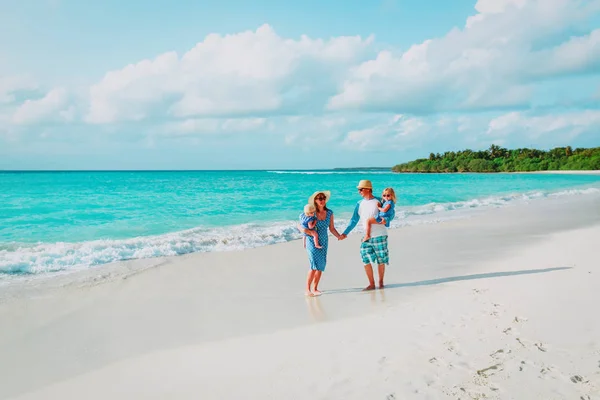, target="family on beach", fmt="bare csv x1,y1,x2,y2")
297,179,397,297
